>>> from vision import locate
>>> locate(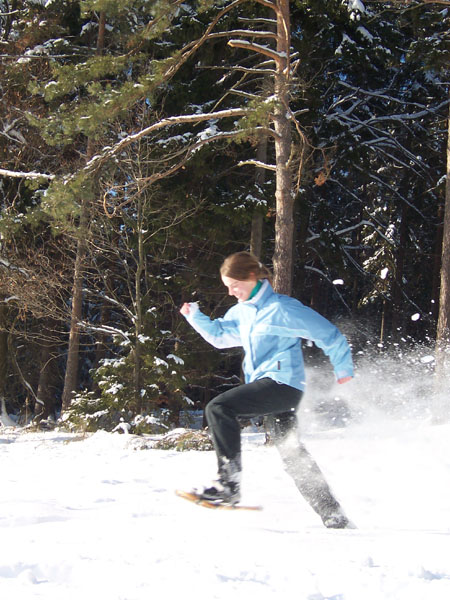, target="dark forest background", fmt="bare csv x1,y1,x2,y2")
0,0,448,431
